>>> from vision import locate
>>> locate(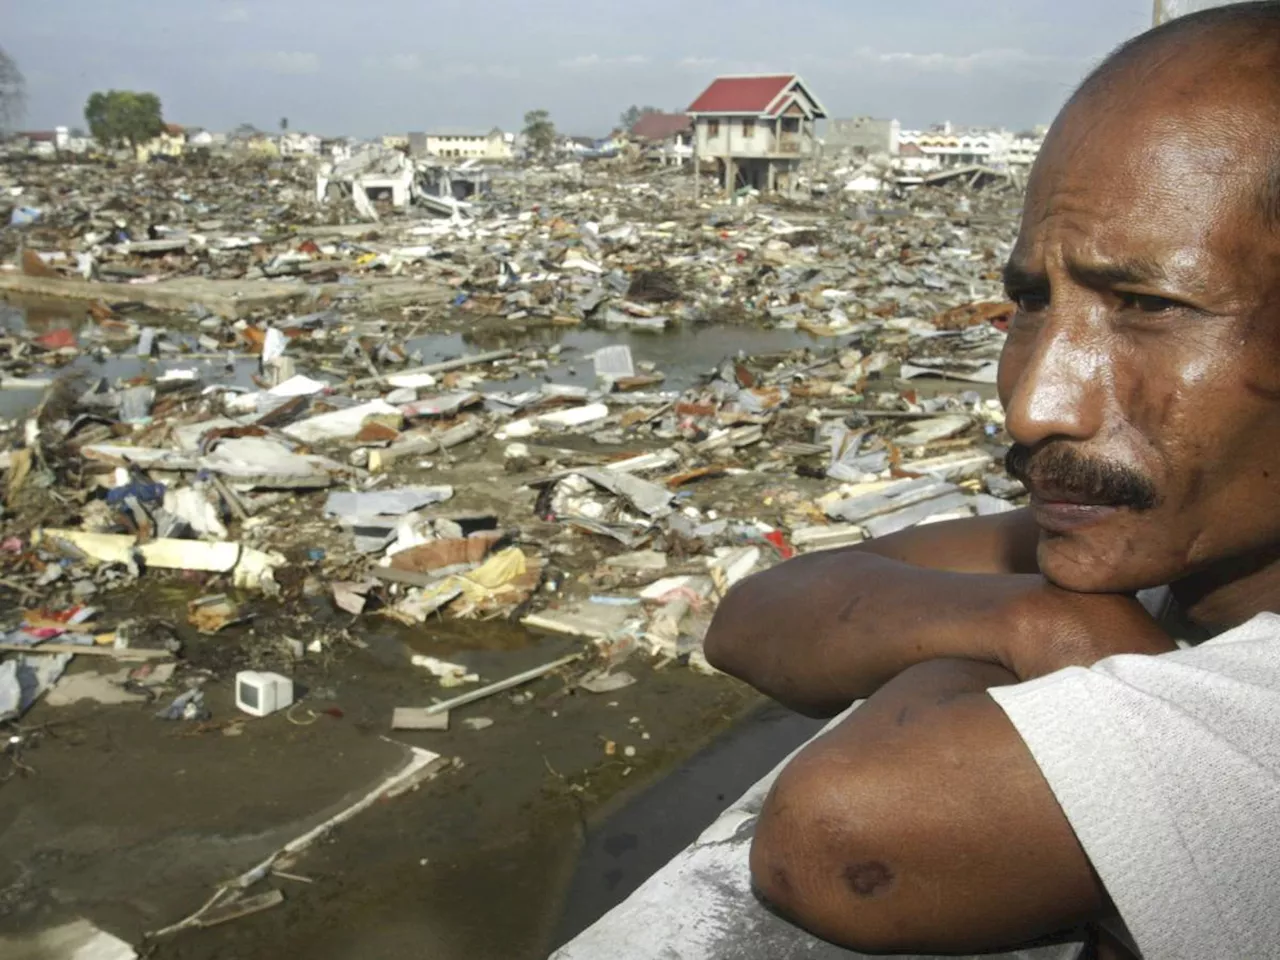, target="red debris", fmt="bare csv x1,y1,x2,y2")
35,328,76,350
763,530,796,560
